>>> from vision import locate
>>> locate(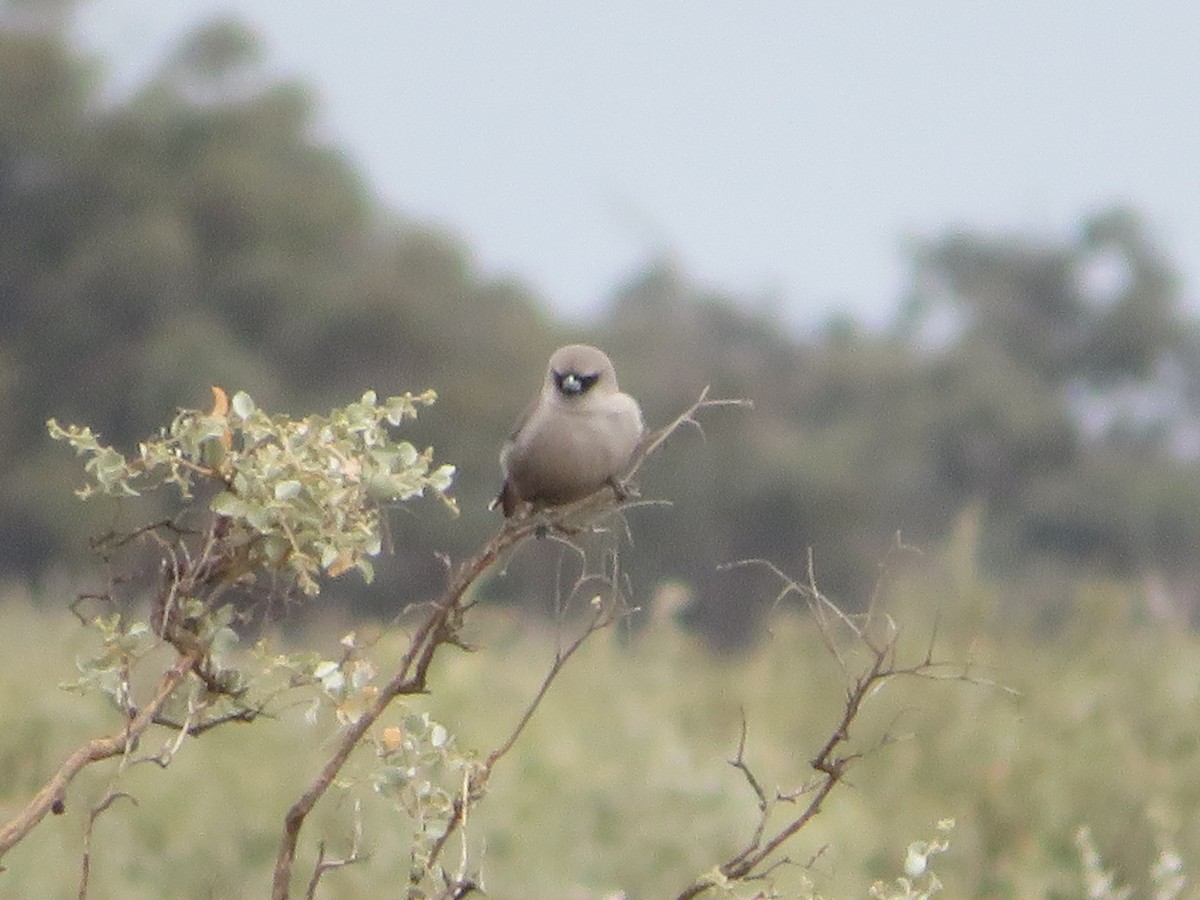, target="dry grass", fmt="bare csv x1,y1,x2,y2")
0,563,1196,898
